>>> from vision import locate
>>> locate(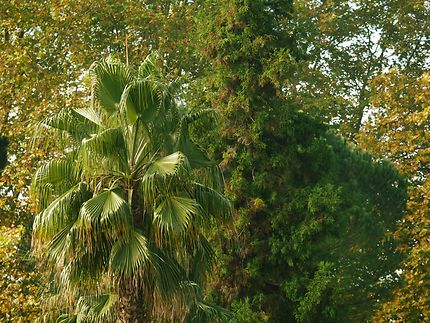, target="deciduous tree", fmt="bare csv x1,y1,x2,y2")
292,0,430,139
358,71,430,321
